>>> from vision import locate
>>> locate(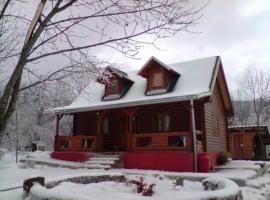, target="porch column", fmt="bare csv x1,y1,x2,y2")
124,108,137,152
55,114,63,151
190,99,198,172
96,111,105,152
